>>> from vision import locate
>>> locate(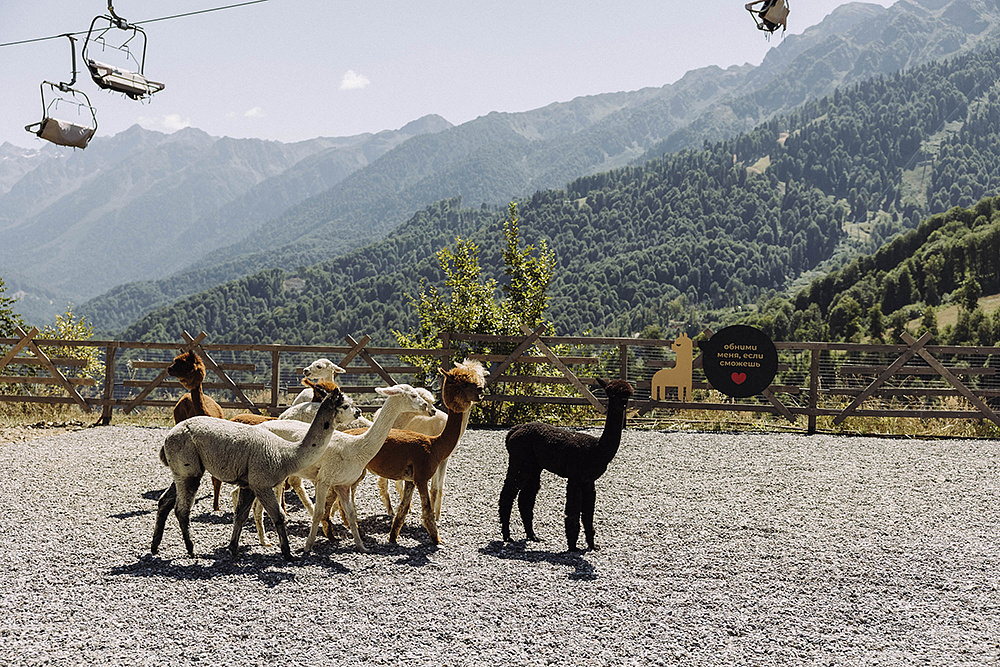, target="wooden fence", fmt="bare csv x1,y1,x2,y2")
2,325,999,434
